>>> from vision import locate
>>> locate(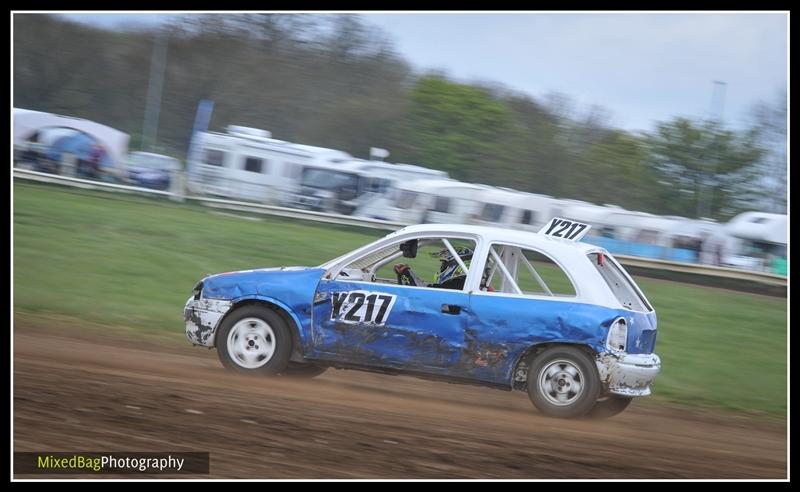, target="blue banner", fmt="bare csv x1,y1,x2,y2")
186,99,214,175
